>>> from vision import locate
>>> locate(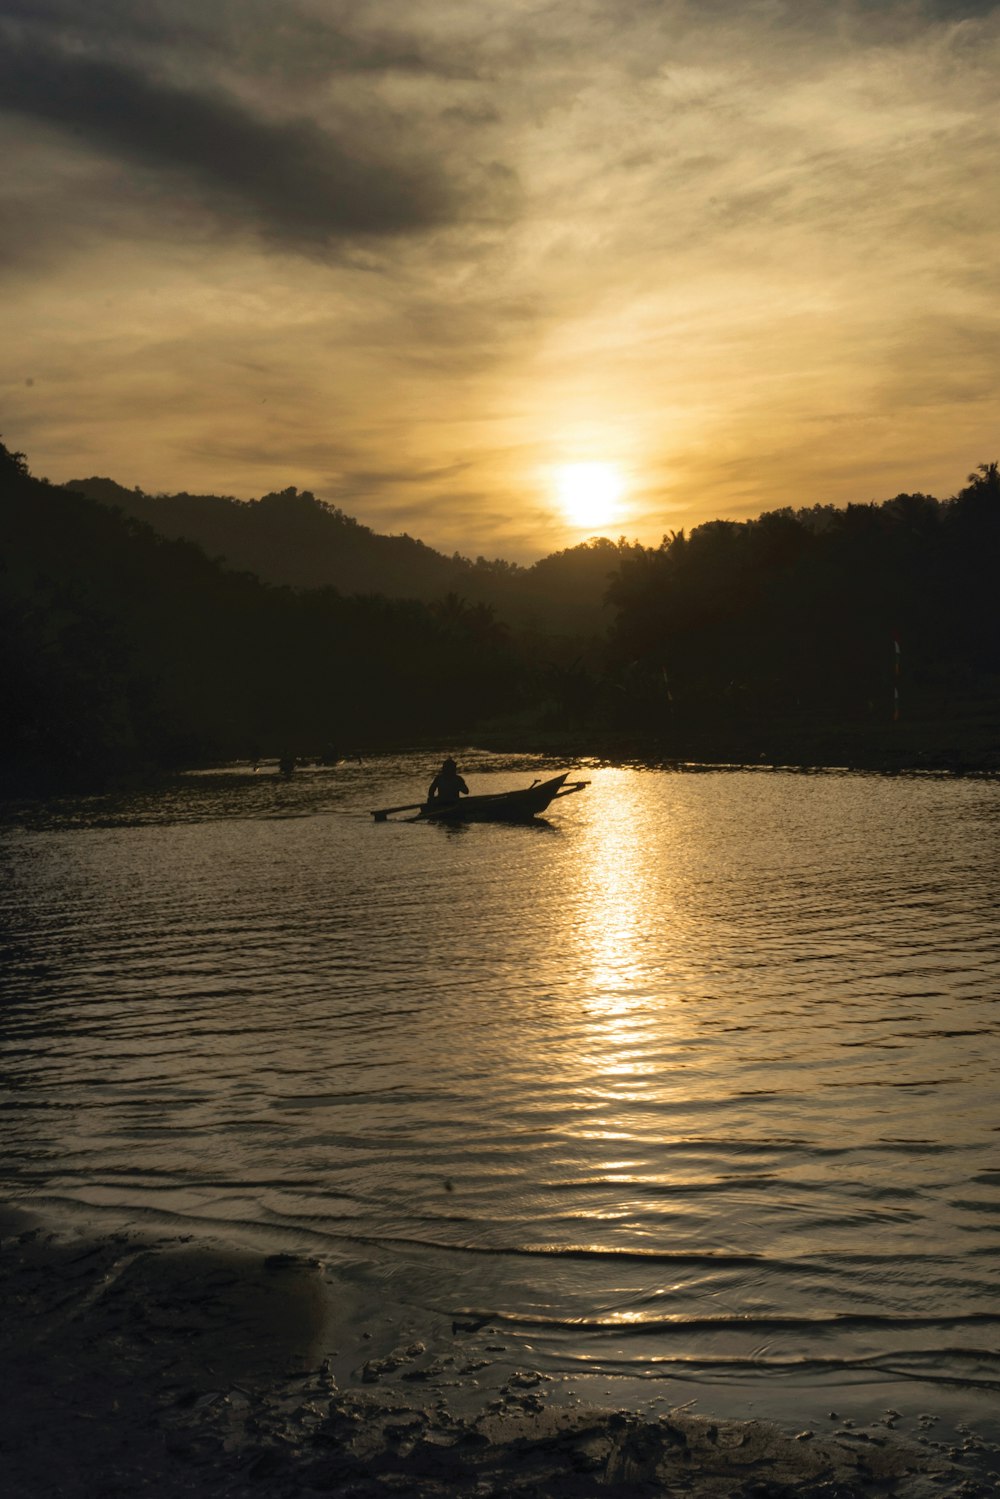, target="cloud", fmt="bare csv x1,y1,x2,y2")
0,0,477,82
338,461,478,490
0,29,457,249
